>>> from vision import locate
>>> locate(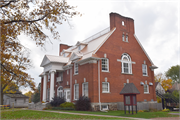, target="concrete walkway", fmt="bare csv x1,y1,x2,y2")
31,109,151,120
